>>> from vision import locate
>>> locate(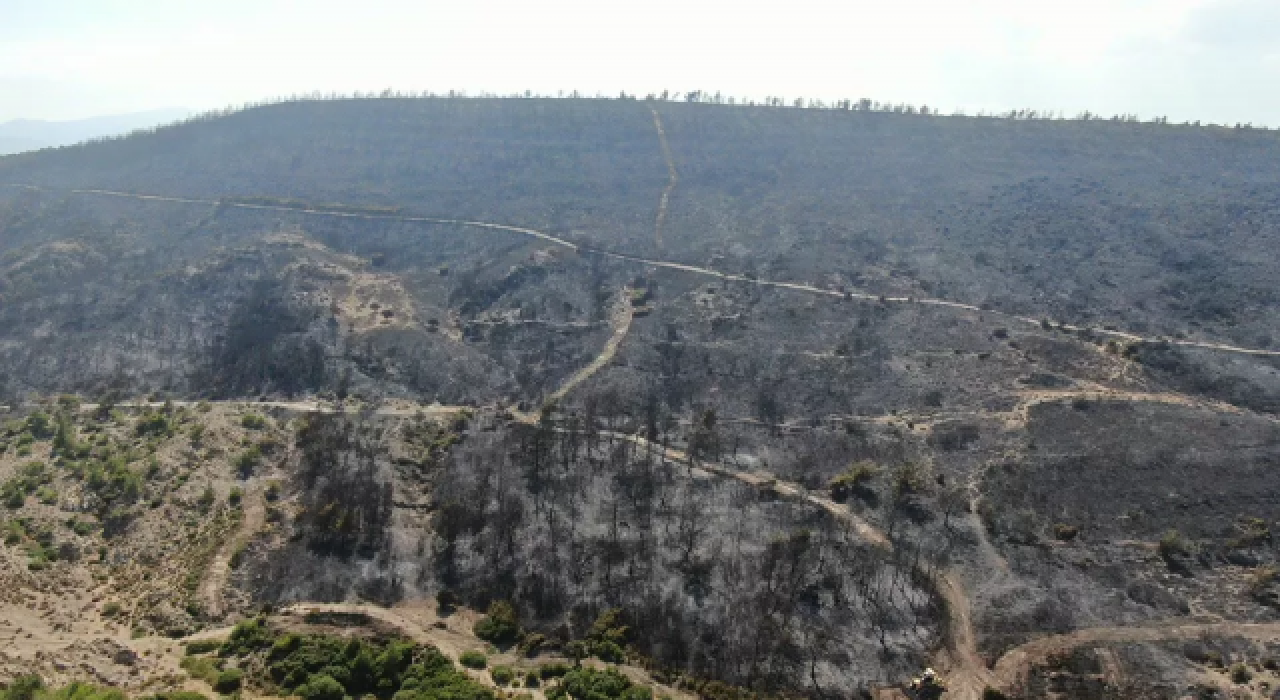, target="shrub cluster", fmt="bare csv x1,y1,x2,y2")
545,668,652,700
212,618,493,700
